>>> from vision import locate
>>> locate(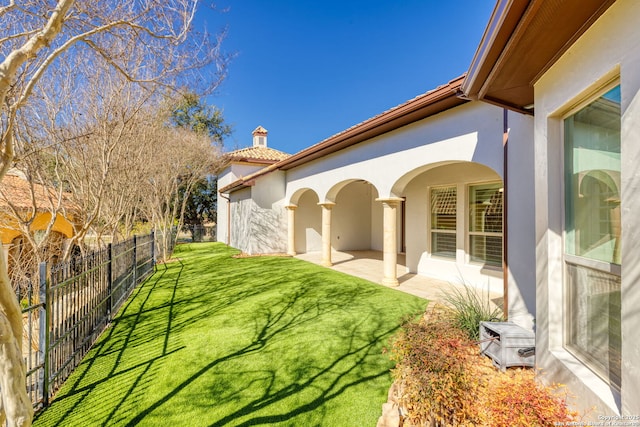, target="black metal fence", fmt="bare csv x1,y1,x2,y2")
186,224,216,242
16,230,175,412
